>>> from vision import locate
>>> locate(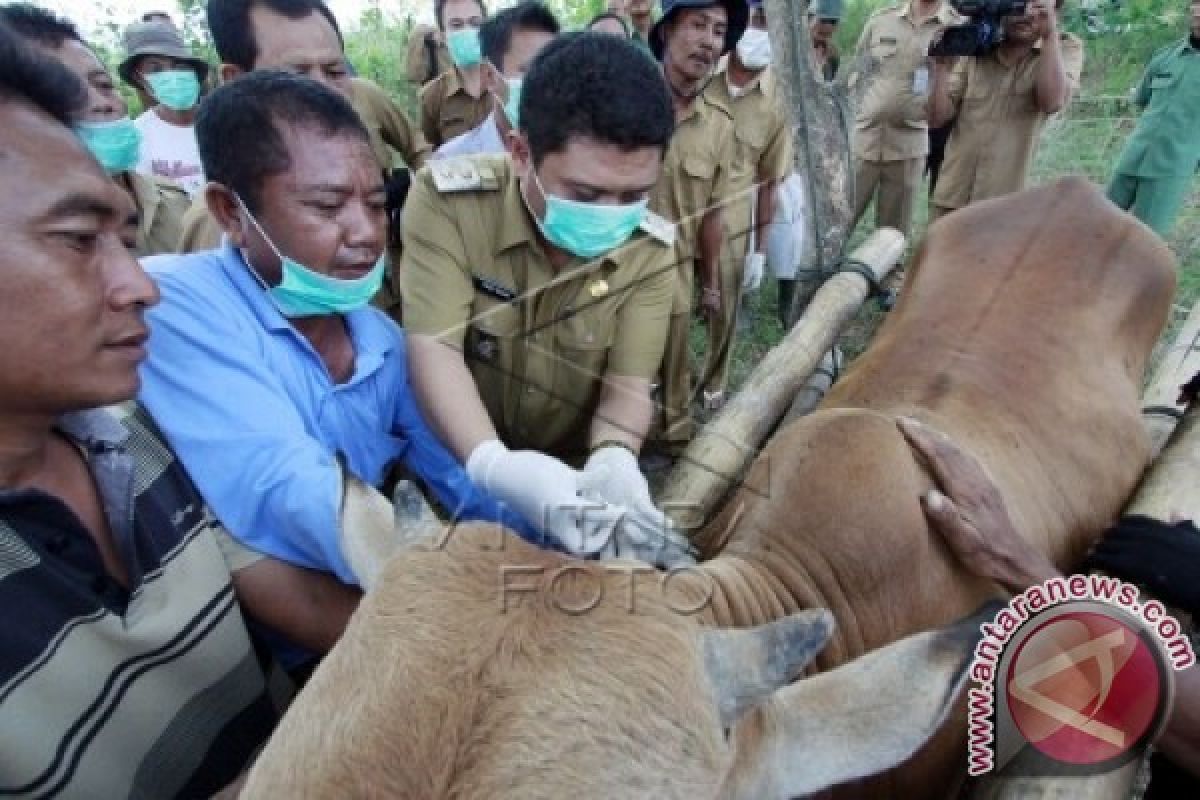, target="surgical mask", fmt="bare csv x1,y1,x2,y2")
145,69,201,111
76,117,141,175
236,195,385,317
736,28,772,69
503,77,523,127
447,28,483,67
529,170,647,259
